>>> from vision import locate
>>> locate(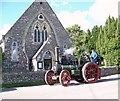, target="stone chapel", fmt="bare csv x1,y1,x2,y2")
2,0,72,73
